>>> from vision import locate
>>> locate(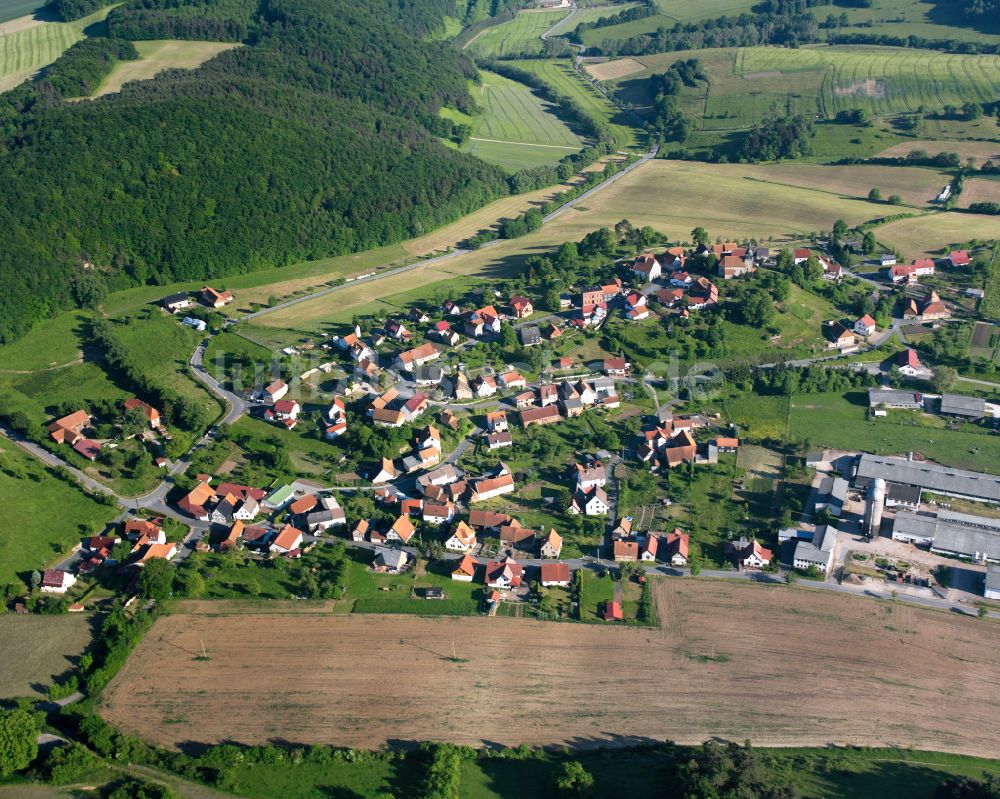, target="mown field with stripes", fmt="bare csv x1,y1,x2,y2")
736,46,1000,119
465,8,566,58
